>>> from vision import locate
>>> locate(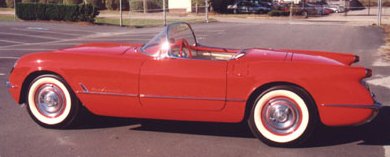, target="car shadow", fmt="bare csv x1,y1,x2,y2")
306,106,390,147
71,106,390,147
72,107,254,138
